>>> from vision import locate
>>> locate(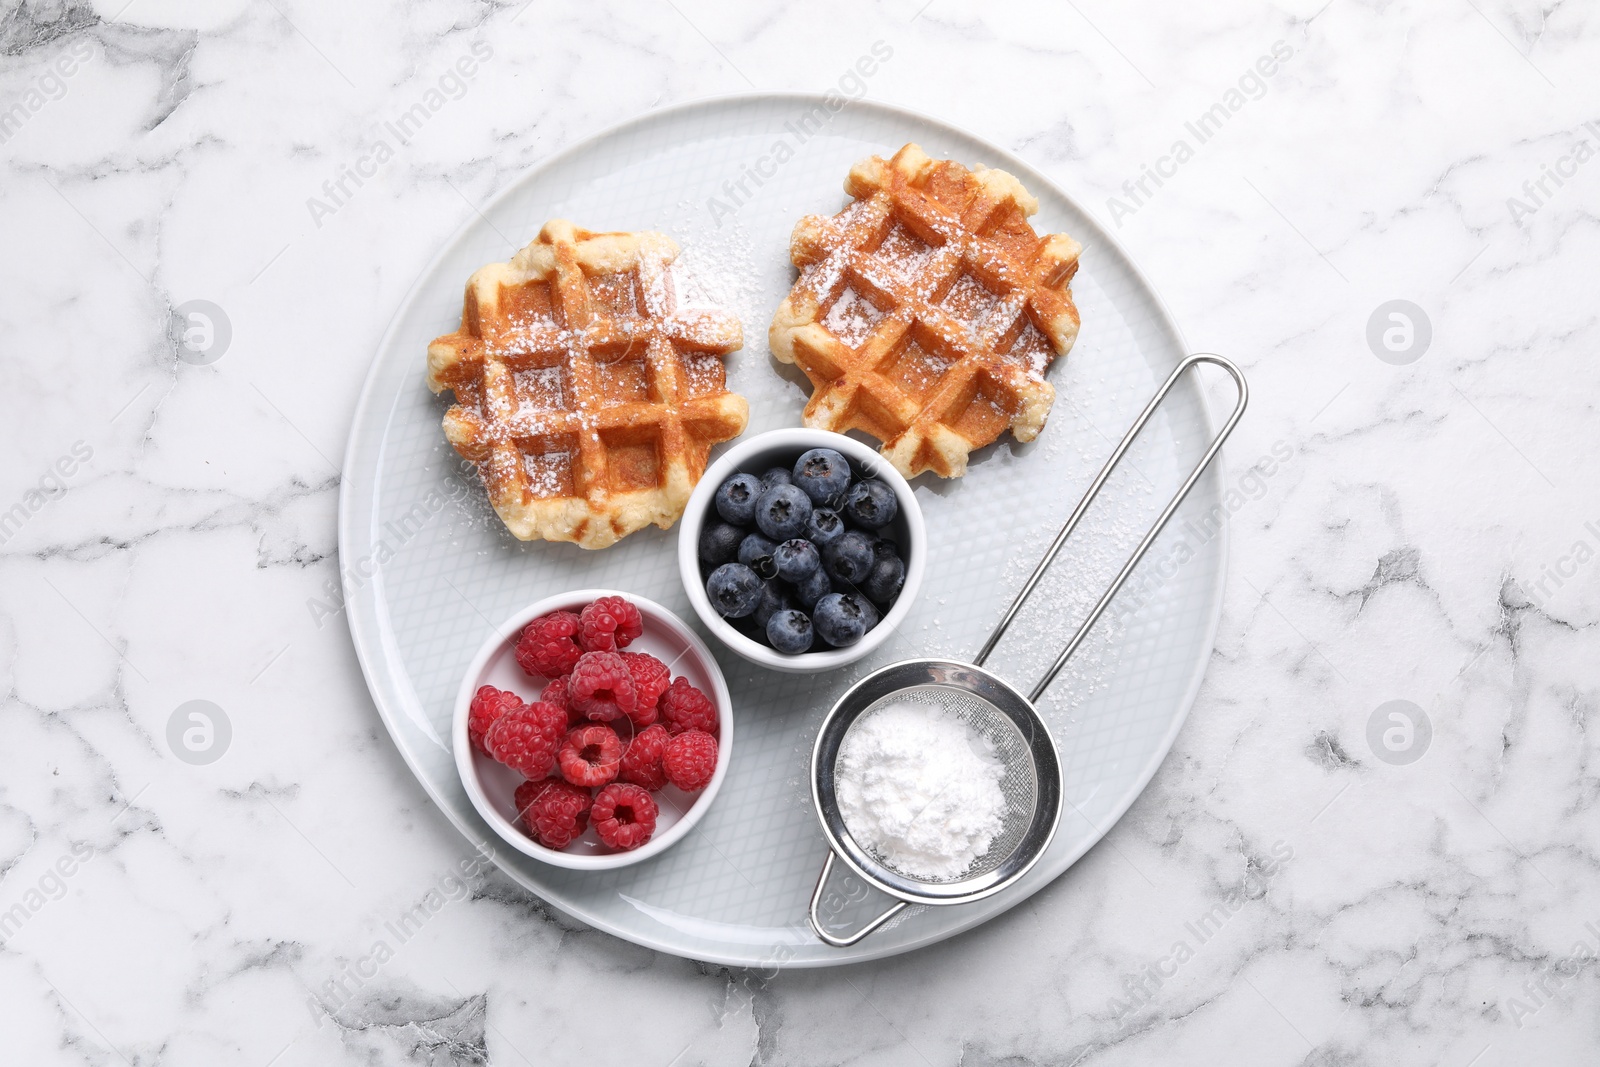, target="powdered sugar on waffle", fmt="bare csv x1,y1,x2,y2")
523,451,571,495
821,287,883,348
877,224,940,280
